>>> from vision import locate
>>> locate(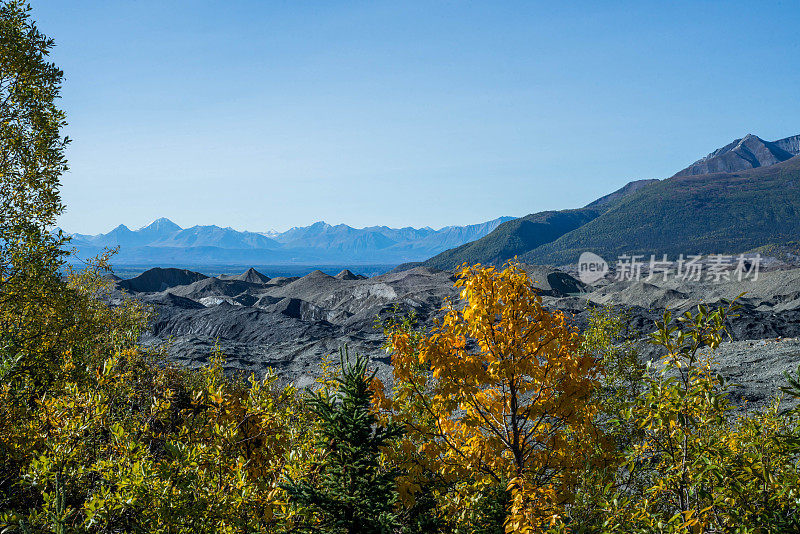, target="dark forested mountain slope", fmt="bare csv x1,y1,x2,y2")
414,177,660,270
417,209,601,270
524,155,800,265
